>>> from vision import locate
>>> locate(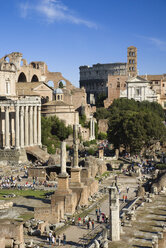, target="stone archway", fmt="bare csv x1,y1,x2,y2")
18,72,27,82
31,74,39,82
